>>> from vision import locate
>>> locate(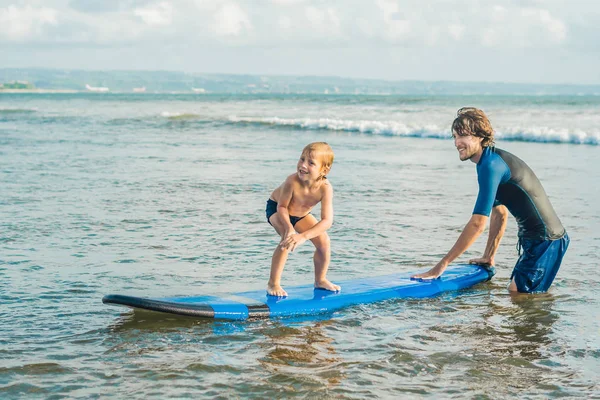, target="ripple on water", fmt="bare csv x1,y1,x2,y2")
2,94,600,398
